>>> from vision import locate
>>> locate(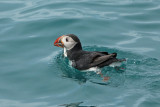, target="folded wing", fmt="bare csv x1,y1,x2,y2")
90,53,117,67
